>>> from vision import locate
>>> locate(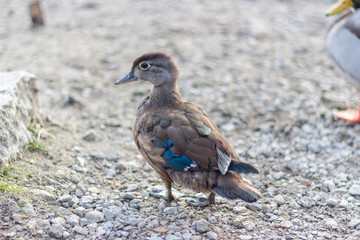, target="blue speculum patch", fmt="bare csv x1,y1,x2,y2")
157,139,197,171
